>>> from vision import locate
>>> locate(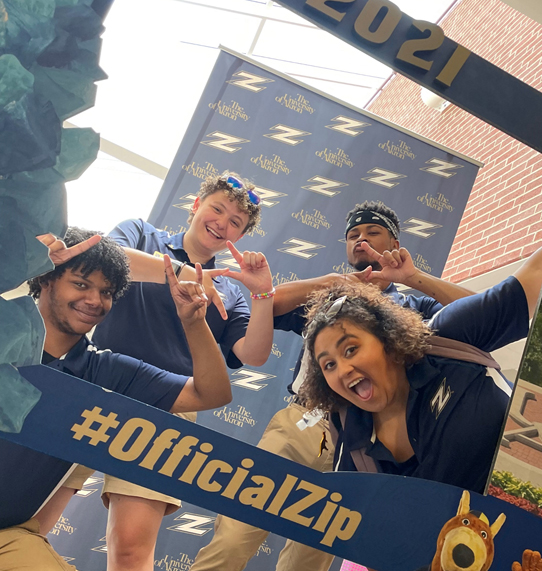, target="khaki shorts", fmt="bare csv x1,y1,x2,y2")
0,519,77,571
62,411,197,515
